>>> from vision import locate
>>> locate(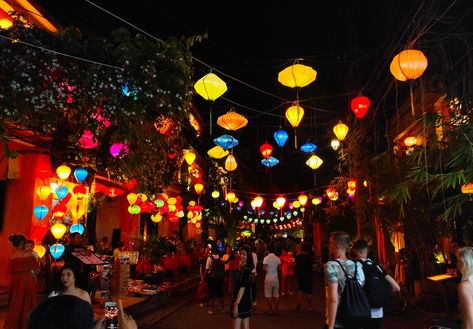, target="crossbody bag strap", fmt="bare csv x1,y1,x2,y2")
333,259,353,279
